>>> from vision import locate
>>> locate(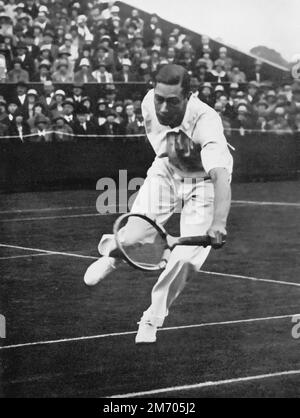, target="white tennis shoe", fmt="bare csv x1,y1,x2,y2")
135,320,158,344
84,256,117,286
